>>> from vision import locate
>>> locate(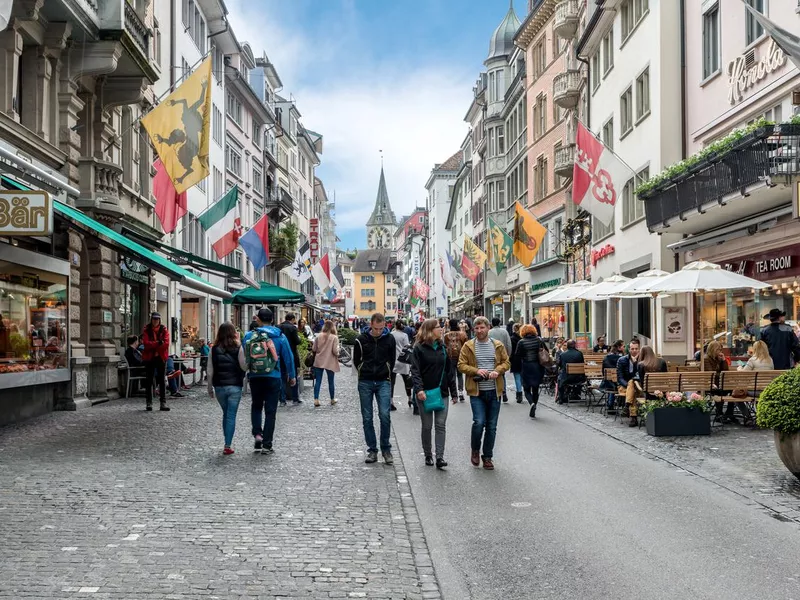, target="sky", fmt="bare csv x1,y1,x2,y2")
226,0,526,250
